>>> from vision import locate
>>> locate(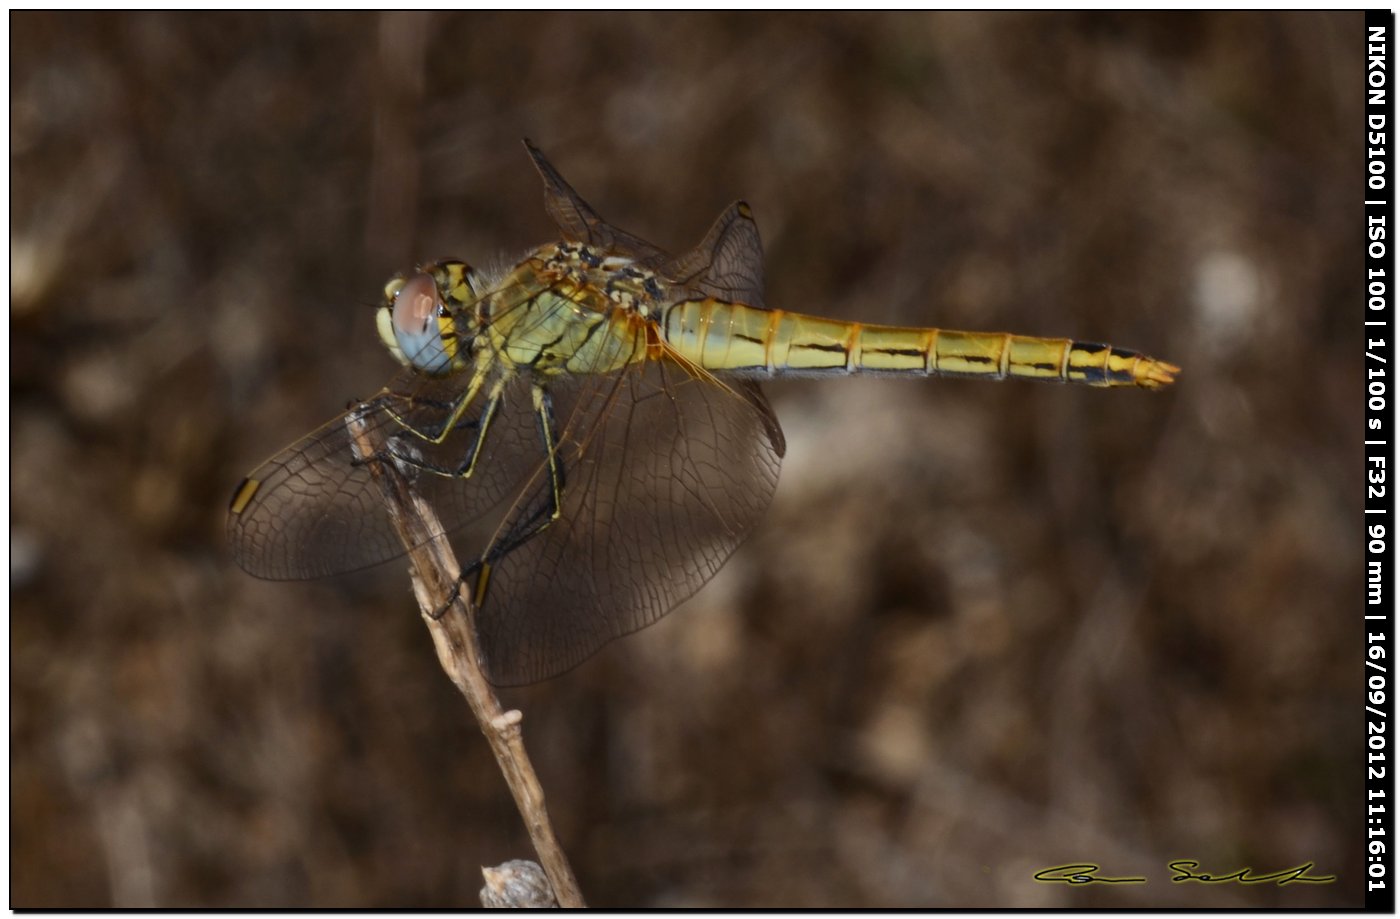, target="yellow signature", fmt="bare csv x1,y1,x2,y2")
1033,861,1336,887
